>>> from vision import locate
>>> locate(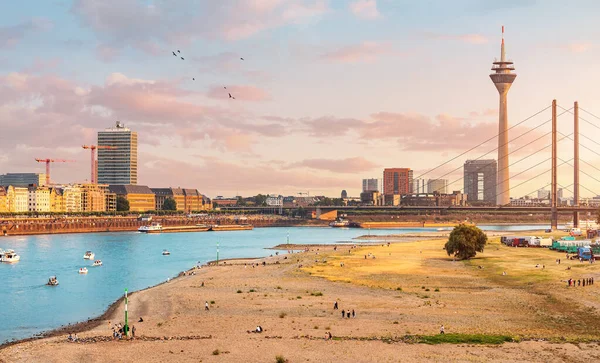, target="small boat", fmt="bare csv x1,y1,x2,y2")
92,260,103,266
329,218,350,228
47,276,59,286
79,267,88,274
0,249,20,263
83,251,95,260
162,249,171,256
138,223,162,233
